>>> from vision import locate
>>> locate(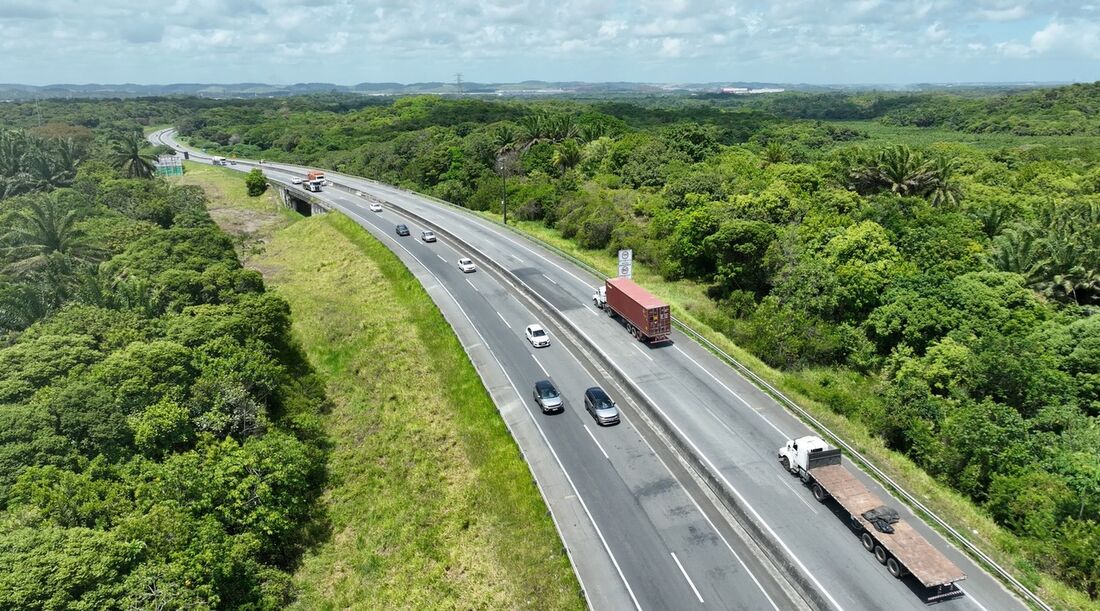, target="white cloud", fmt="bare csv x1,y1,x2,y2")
0,0,1096,84
997,18,1100,59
